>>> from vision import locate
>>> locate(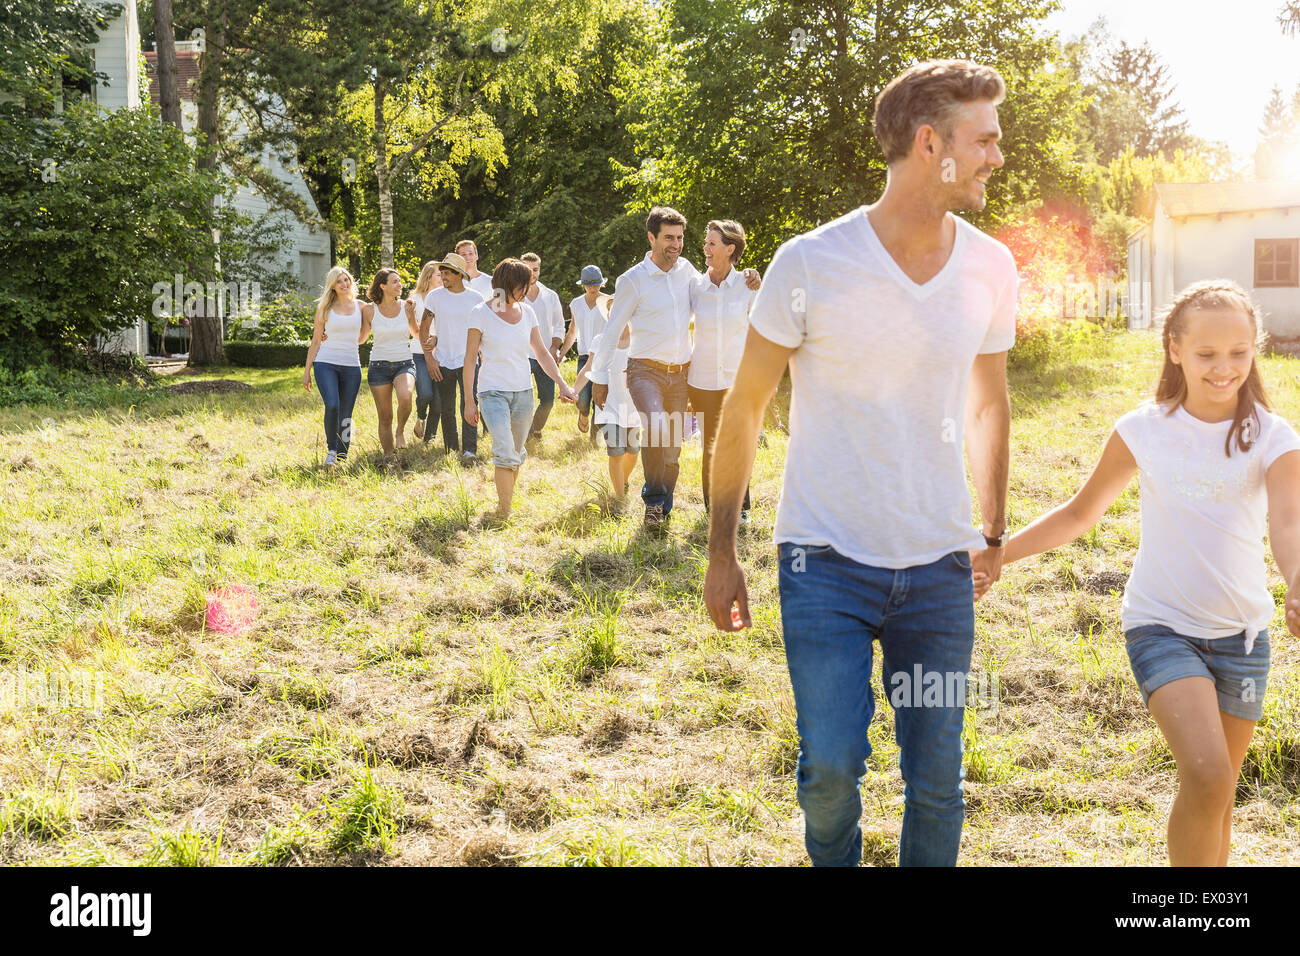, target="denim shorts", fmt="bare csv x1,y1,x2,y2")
1124,624,1270,721
478,388,533,469
598,422,641,457
367,358,416,387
